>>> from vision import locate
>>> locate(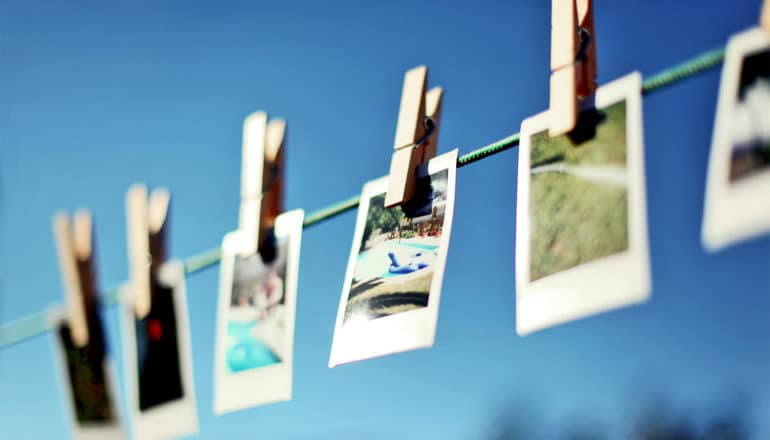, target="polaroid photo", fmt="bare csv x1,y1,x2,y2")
120,260,198,439
329,149,458,367
515,72,651,335
702,27,770,251
213,209,304,414
49,308,124,440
